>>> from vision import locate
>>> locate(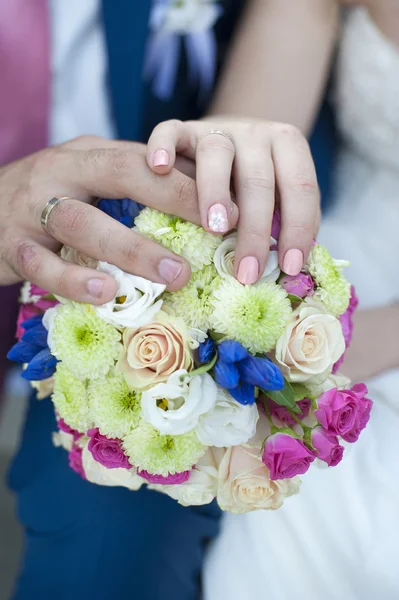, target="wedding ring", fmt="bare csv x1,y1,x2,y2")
40,196,72,234
197,129,234,148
